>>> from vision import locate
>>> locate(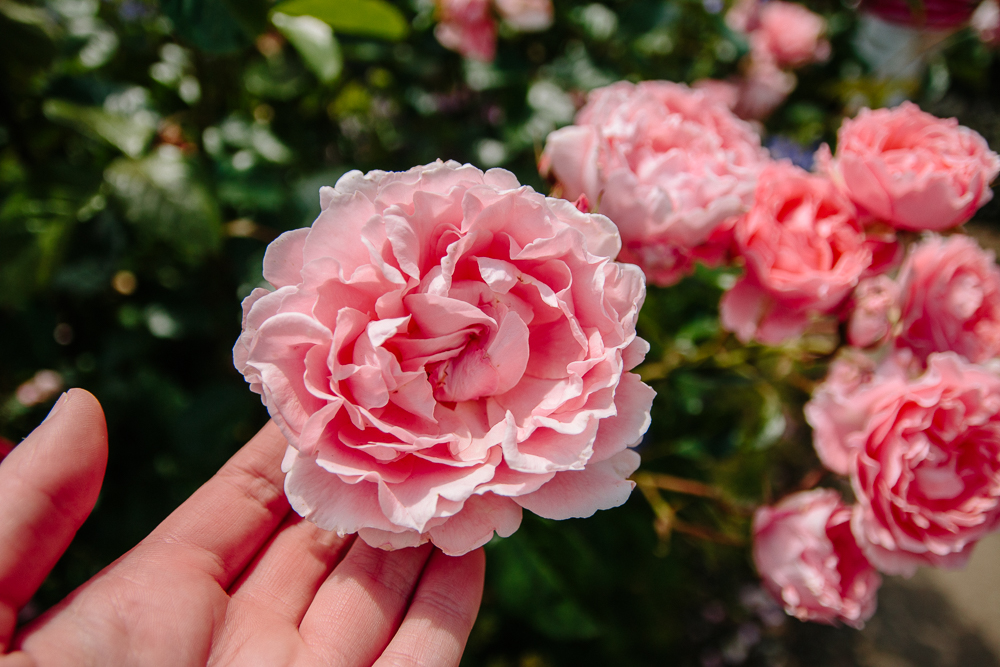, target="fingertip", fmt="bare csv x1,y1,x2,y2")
13,387,108,521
